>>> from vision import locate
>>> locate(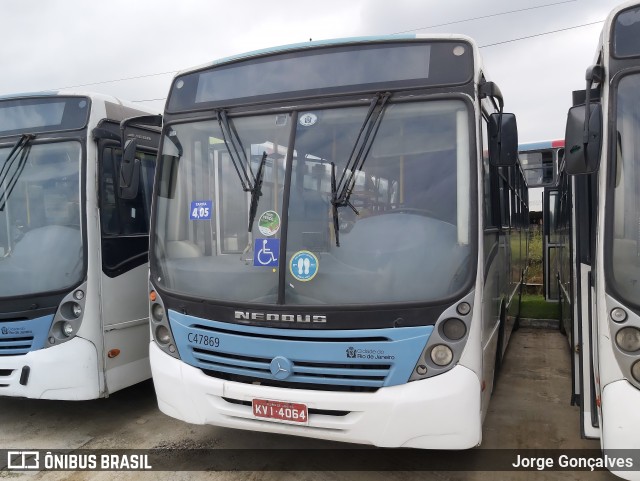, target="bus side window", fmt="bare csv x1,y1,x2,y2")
99,145,154,277
101,147,153,235
100,148,118,234
481,115,498,229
